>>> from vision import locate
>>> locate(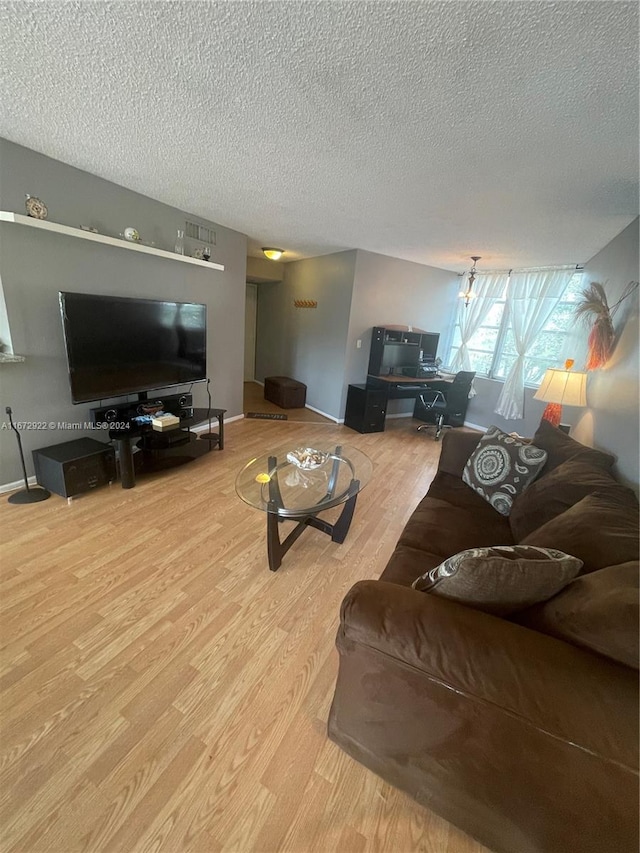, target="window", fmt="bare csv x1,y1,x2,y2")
447,271,584,386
